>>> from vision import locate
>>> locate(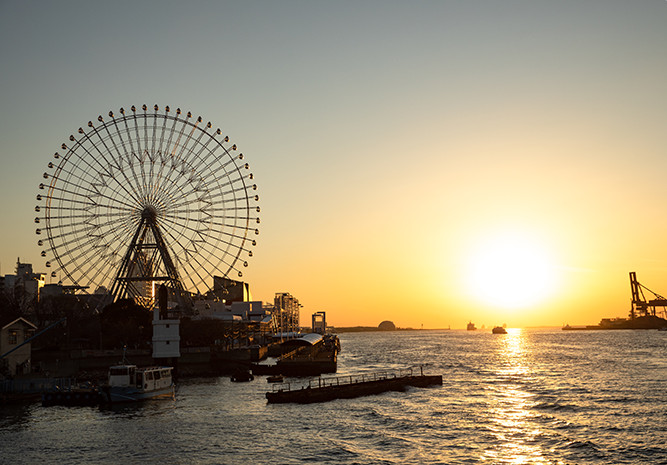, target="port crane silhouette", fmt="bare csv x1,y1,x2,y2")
629,272,667,319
